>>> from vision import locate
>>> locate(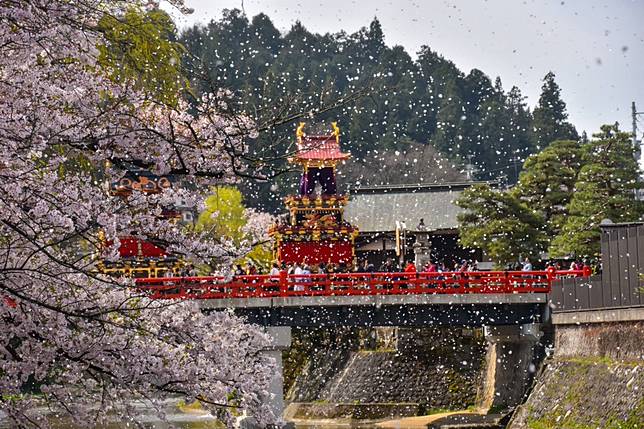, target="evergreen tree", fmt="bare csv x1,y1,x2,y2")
550,124,642,257
532,71,578,148
431,78,468,157
177,13,586,210
475,95,512,180
513,140,584,237
416,46,462,141
456,184,547,266
505,86,535,168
